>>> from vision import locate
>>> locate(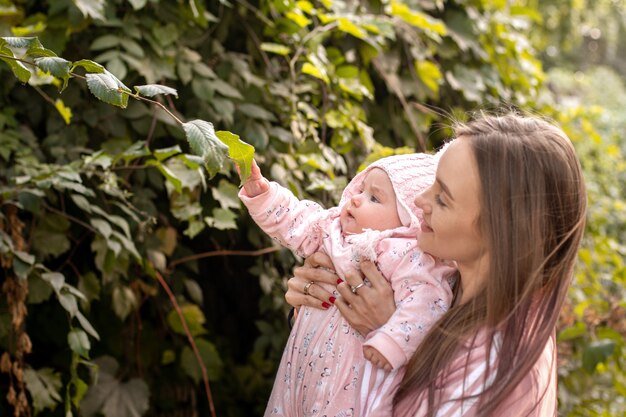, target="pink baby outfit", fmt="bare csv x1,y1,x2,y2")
239,154,457,417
